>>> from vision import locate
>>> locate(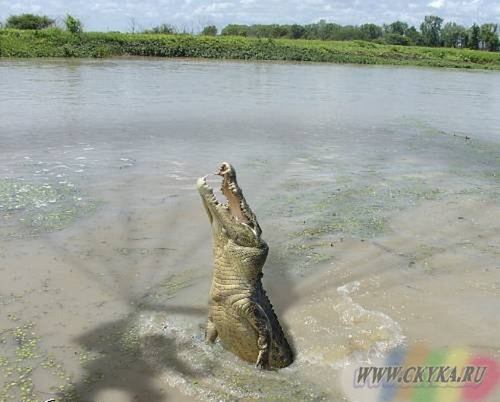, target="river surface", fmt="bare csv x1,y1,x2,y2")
1,59,499,402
